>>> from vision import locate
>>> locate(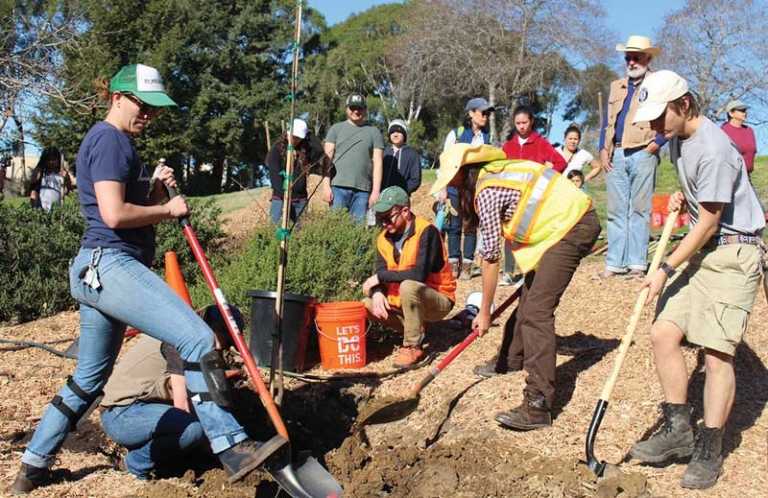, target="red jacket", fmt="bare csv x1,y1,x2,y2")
501,131,567,173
